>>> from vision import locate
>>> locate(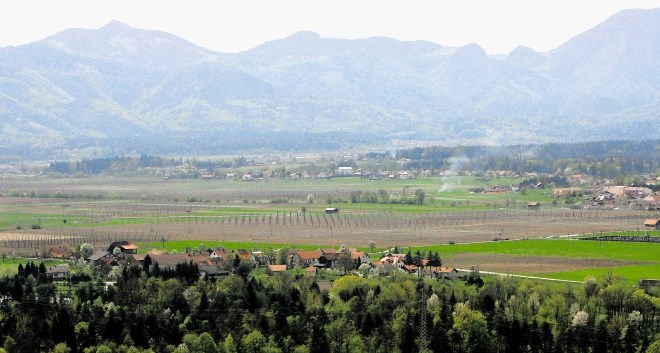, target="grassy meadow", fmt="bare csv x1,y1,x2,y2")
0,257,65,277
411,237,660,283
417,238,660,262
524,264,660,285
137,240,325,253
